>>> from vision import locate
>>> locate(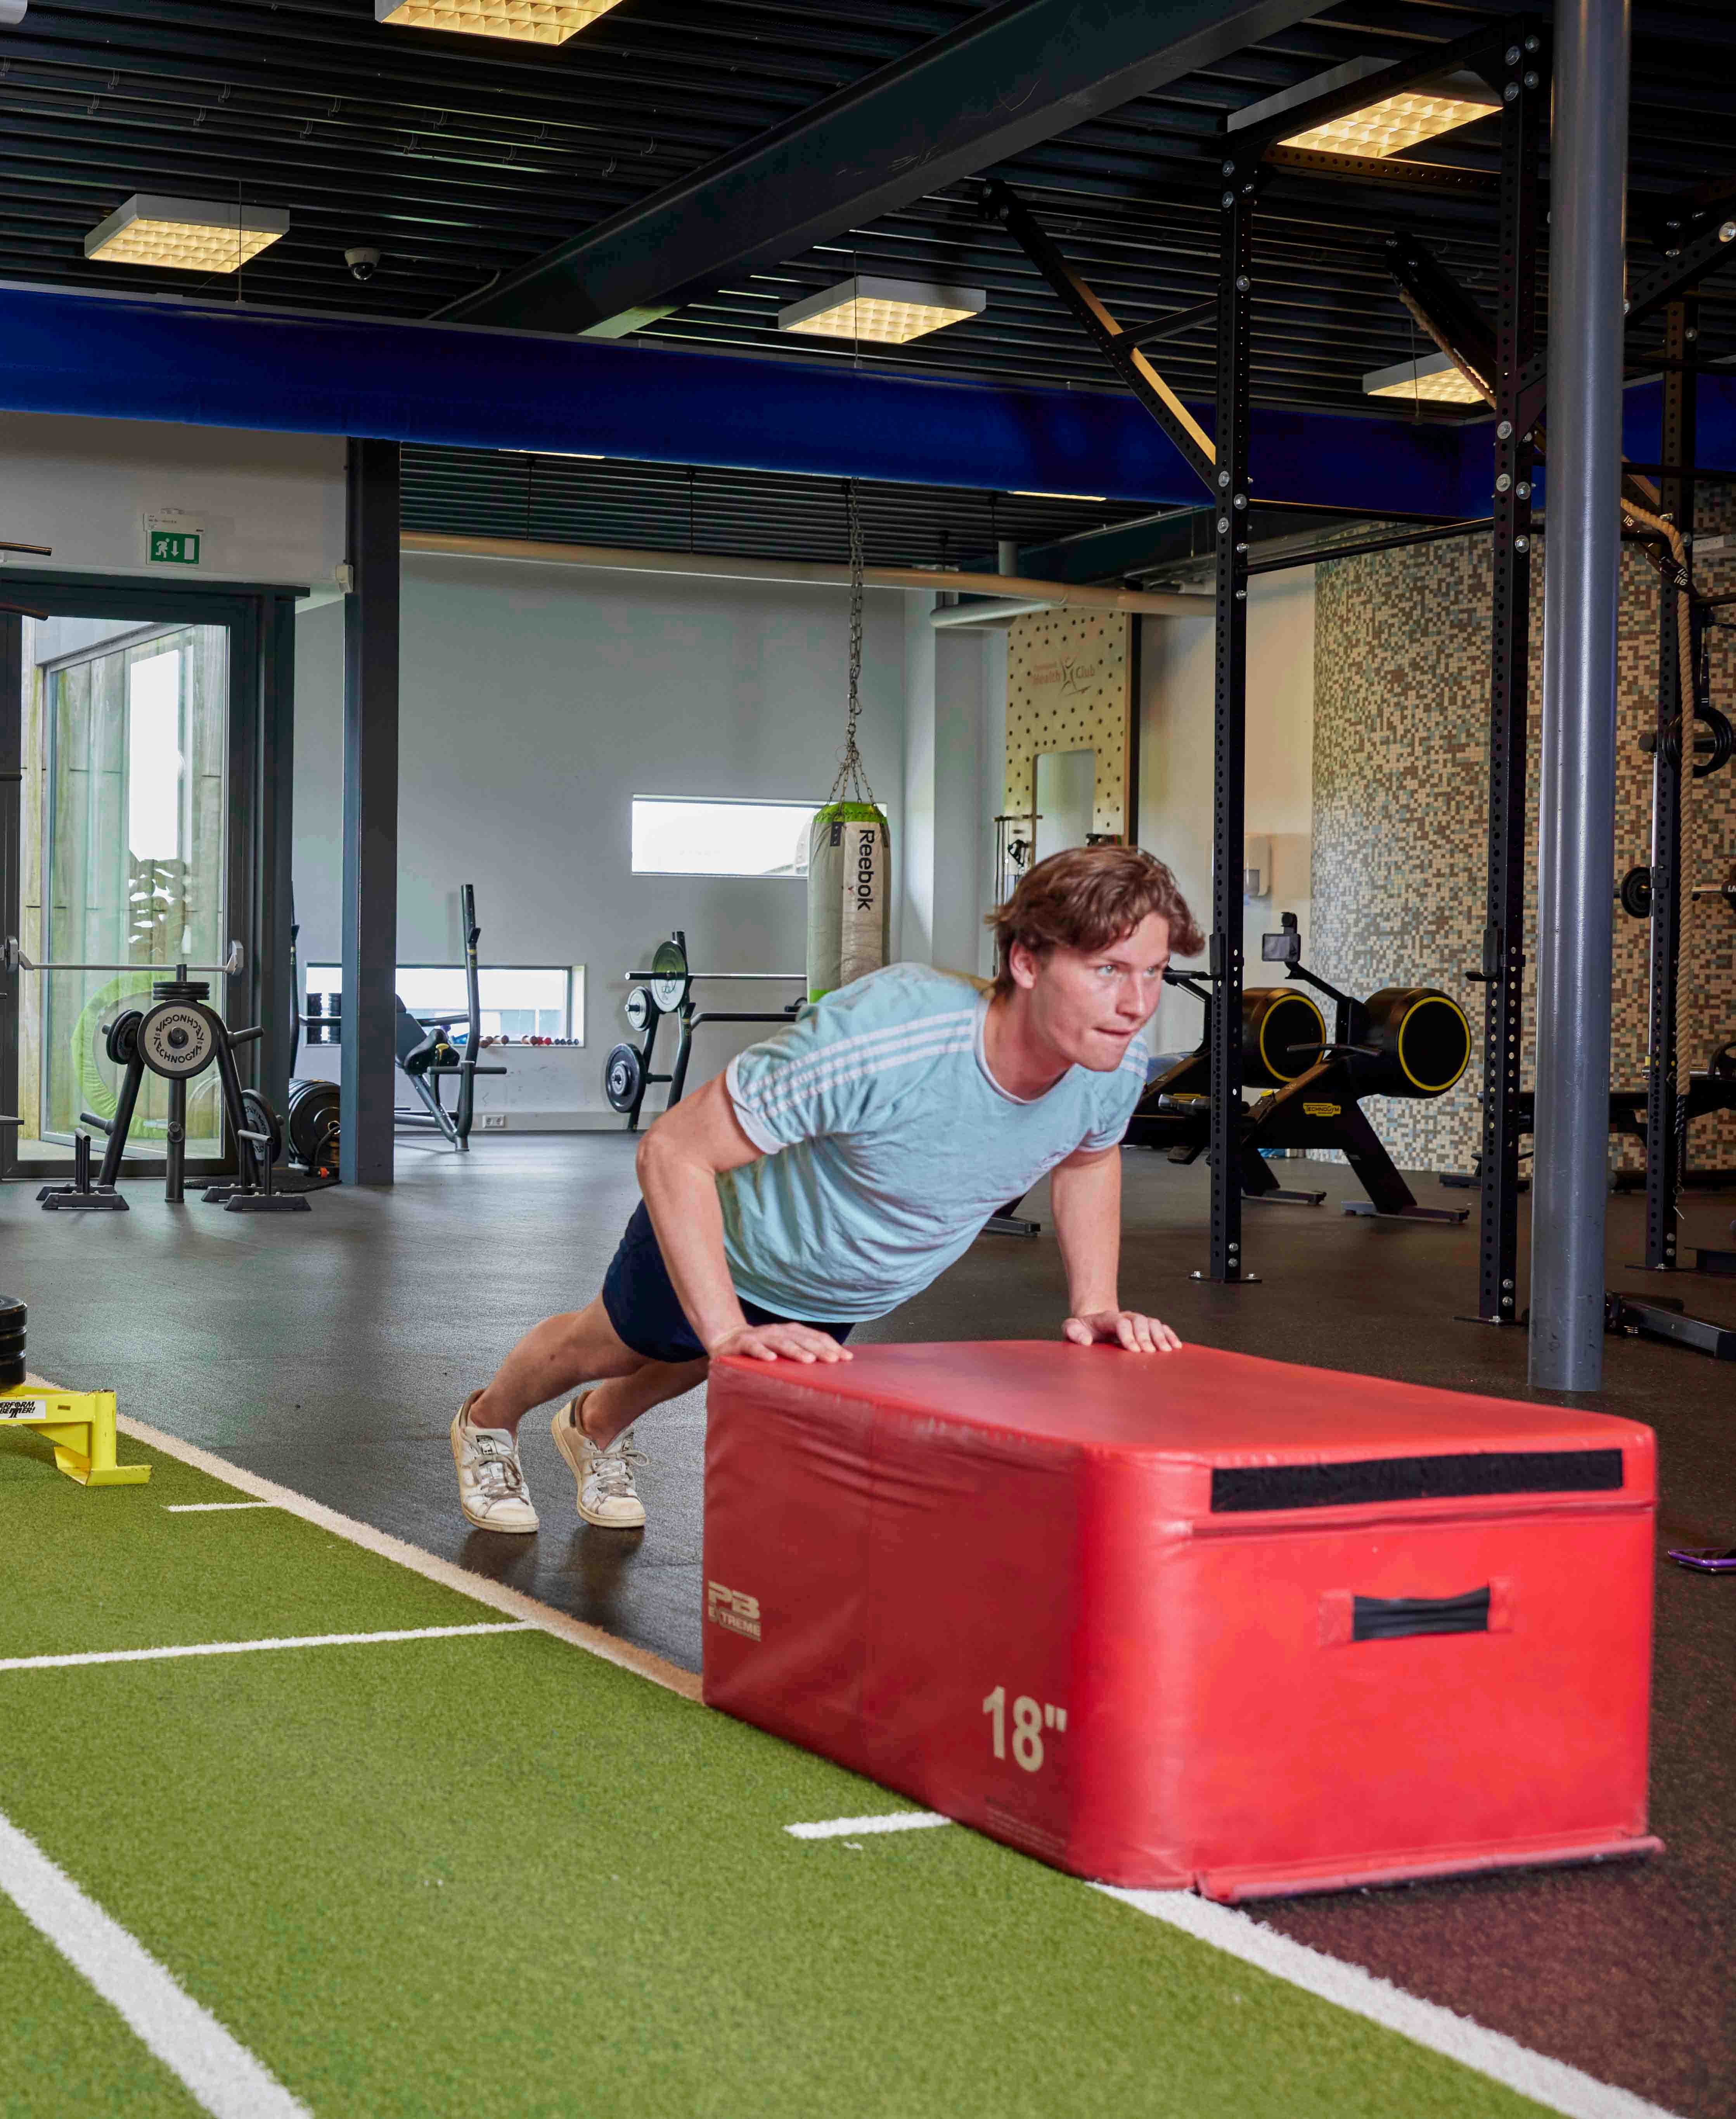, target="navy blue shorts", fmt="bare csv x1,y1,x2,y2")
600,1200,856,1366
